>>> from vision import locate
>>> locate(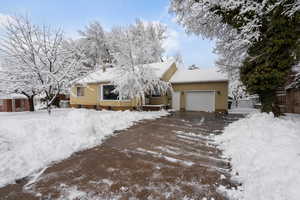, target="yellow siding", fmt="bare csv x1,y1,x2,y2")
161,63,177,81
172,82,228,111
70,63,229,112
149,96,169,105
147,62,177,106
70,84,99,105
70,83,137,107
70,63,178,108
